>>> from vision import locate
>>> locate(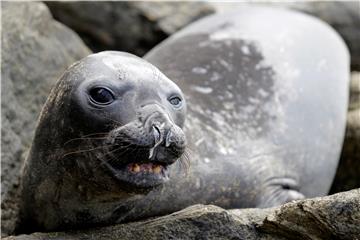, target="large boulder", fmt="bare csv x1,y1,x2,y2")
46,2,360,70
331,72,360,193
1,2,91,236
5,189,360,239
45,2,214,56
